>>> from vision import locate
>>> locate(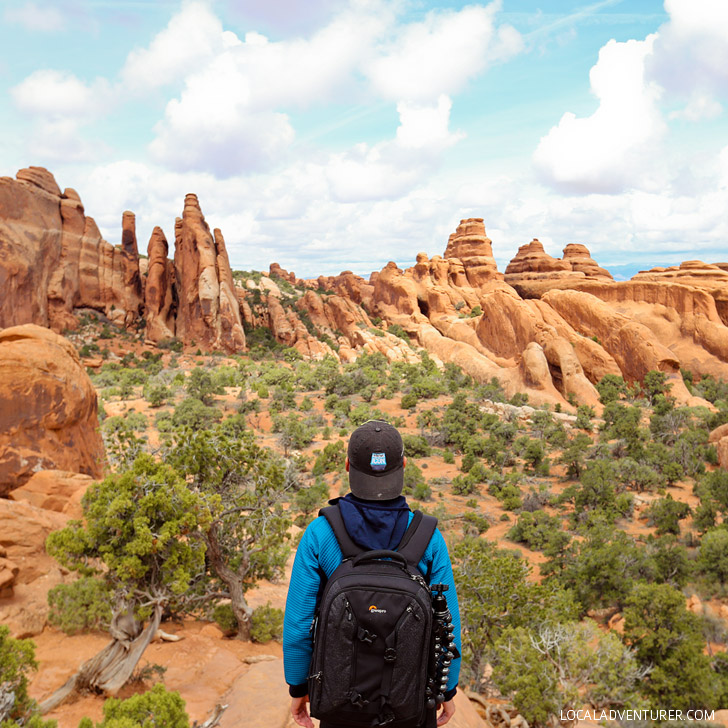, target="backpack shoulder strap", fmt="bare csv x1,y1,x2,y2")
396,510,437,568
319,504,361,559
